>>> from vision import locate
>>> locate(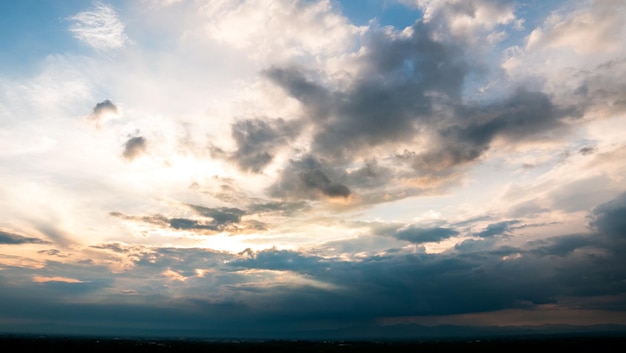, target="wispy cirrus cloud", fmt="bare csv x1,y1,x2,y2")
68,2,129,51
